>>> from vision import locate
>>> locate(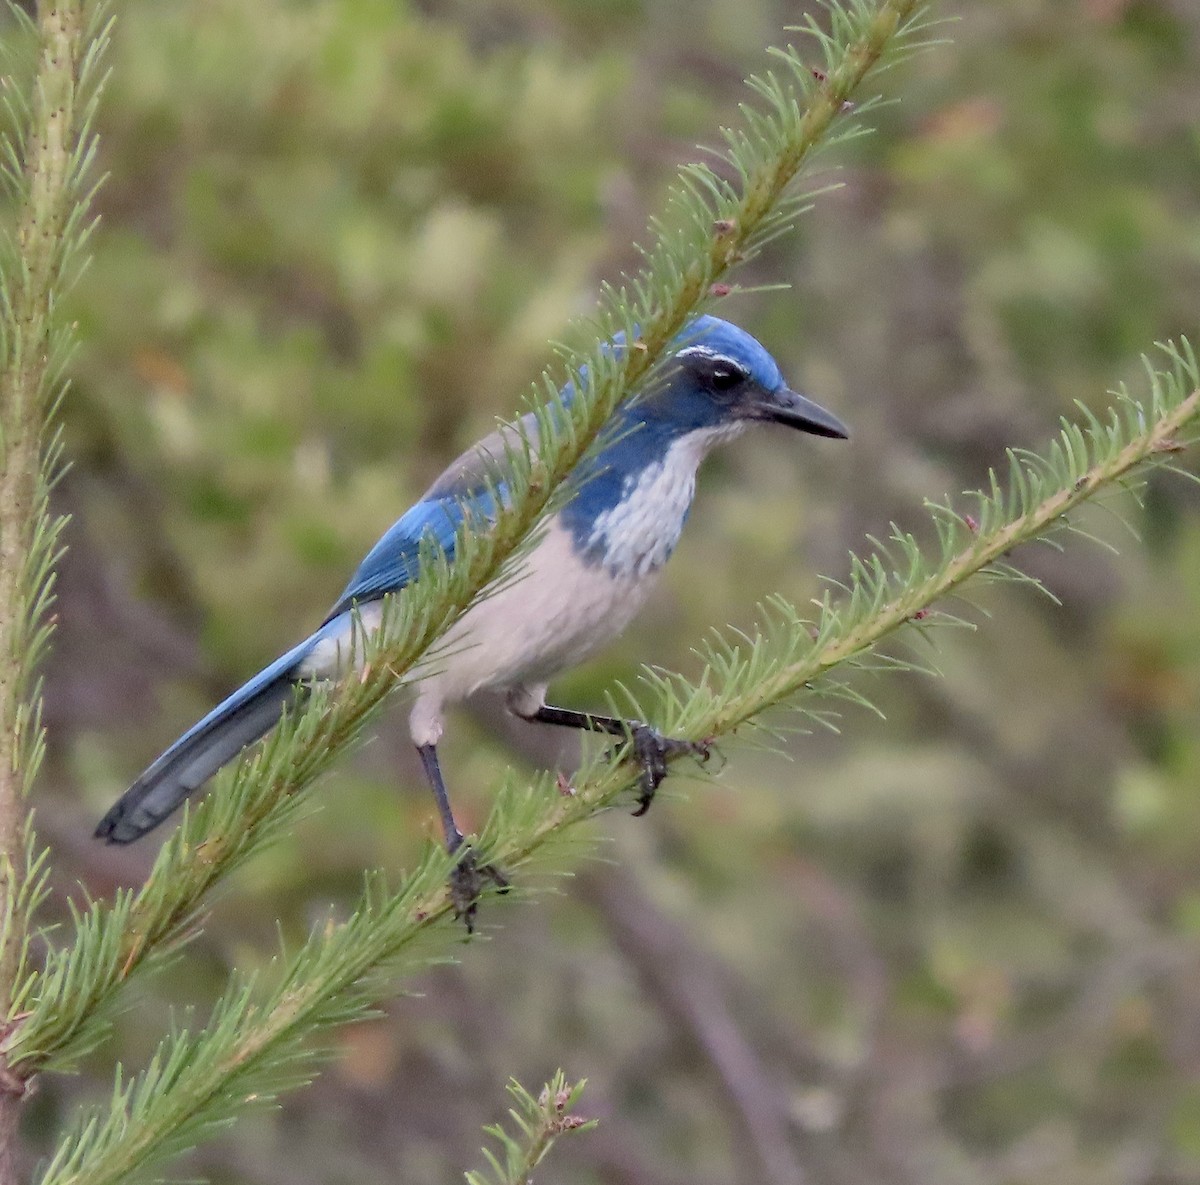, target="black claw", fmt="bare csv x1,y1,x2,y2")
448,847,510,933
616,725,710,817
